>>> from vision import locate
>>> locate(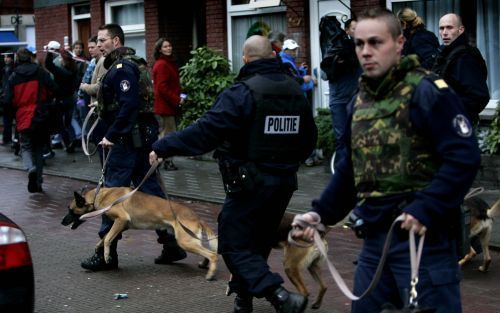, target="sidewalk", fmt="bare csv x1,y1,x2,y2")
0,142,499,246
